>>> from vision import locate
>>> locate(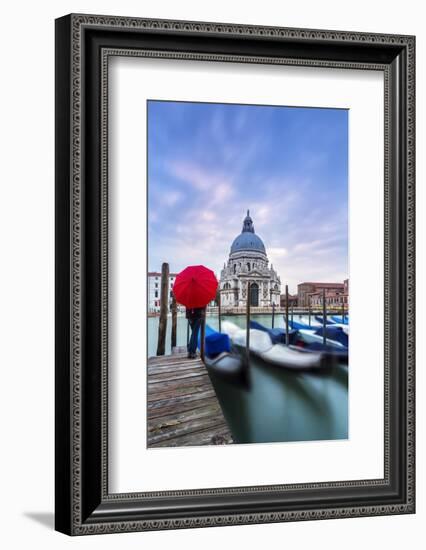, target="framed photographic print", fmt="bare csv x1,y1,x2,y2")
55,14,415,535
